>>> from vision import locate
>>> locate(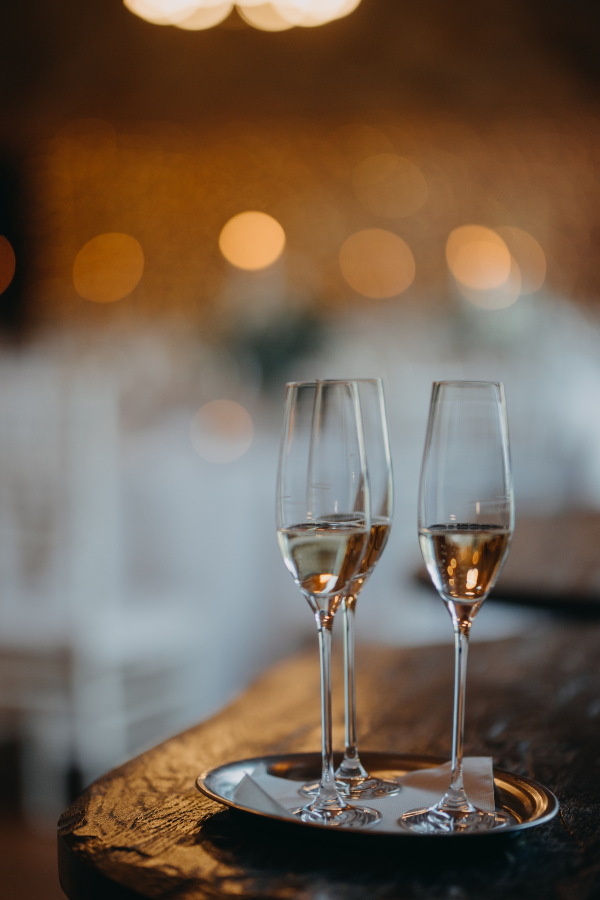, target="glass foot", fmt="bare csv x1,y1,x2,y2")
299,776,400,799
298,780,348,798
339,775,400,799
400,805,509,834
294,802,381,828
